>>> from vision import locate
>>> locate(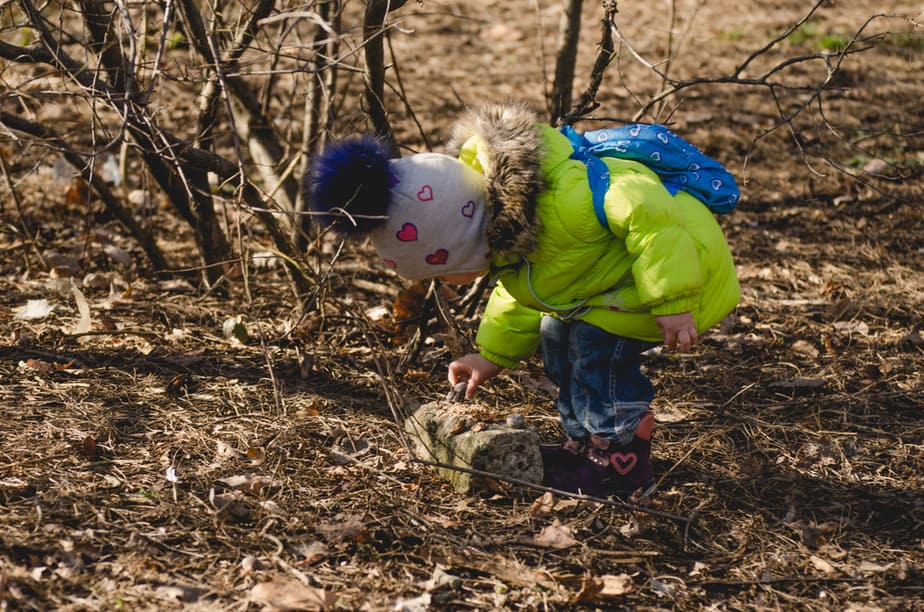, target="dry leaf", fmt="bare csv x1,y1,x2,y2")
574,576,604,604
101,154,121,185
99,312,117,331
650,577,683,598
809,554,836,574
217,475,252,489
215,441,244,462
166,373,192,396
19,359,56,373
213,493,252,522
802,523,829,549
447,419,470,436
688,562,709,577
393,282,427,323
791,339,819,358
14,299,56,320
82,435,98,460
156,582,209,603
530,520,578,549
421,566,461,591
244,476,276,495
71,285,92,333
247,446,267,466
250,578,335,611
483,554,559,590
426,515,461,529
530,492,554,517
619,515,641,538
316,514,367,545
222,316,248,344
290,540,329,565
65,177,91,207
392,593,431,612
575,574,633,603
857,560,894,574
553,498,580,512
222,260,243,280
259,500,286,516
833,320,869,336
296,403,321,418
364,305,389,321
